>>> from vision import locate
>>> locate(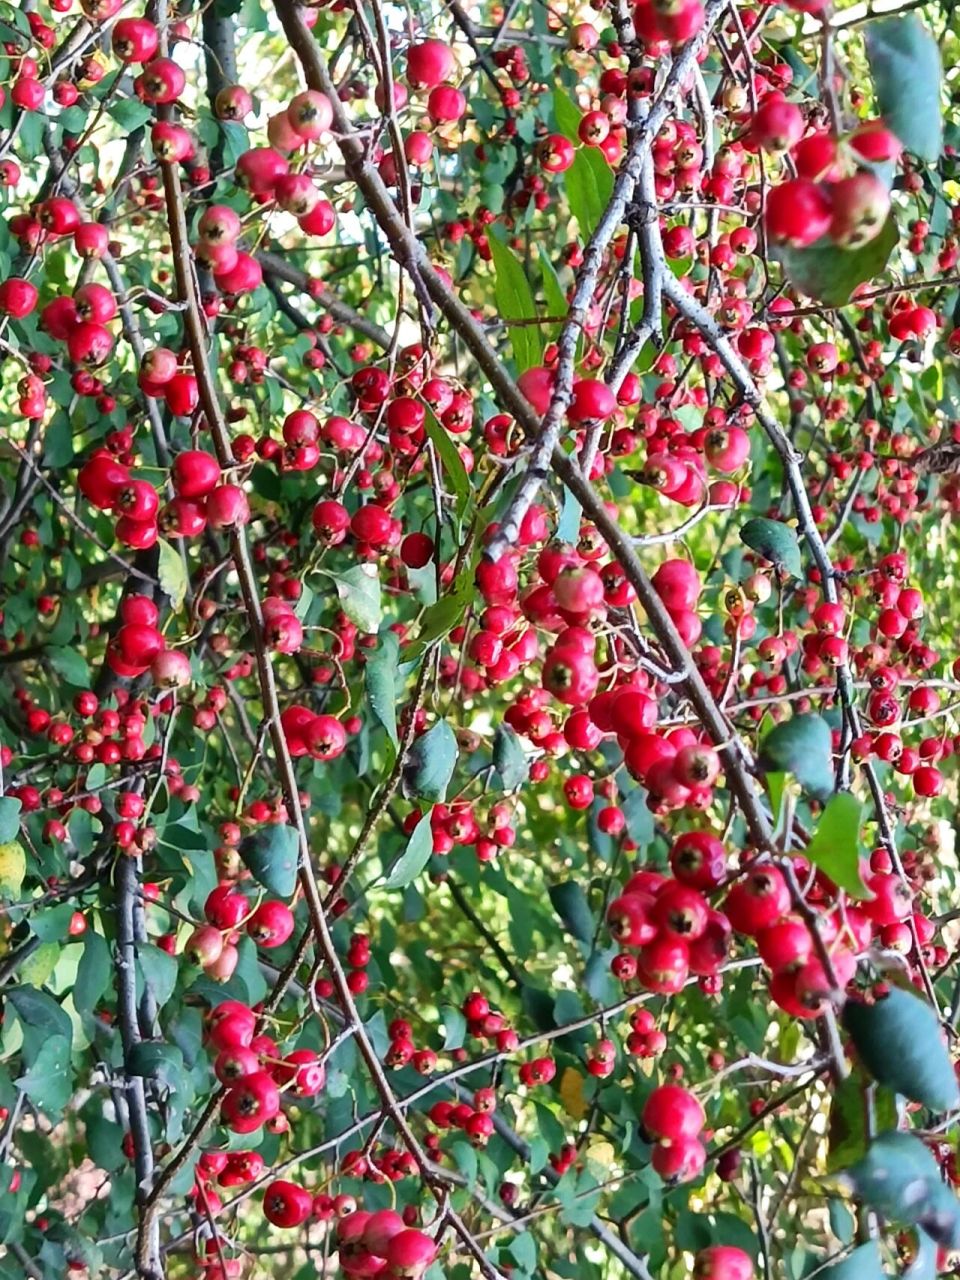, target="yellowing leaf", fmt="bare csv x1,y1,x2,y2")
559,1066,588,1120
586,1140,616,1169
0,841,26,897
